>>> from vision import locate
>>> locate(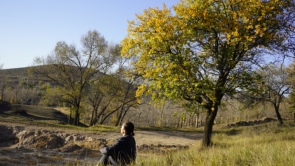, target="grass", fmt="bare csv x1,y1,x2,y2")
0,103,122,132
135,121,295,166
0,115,120,133
2,103,295,165
3,120,294,166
